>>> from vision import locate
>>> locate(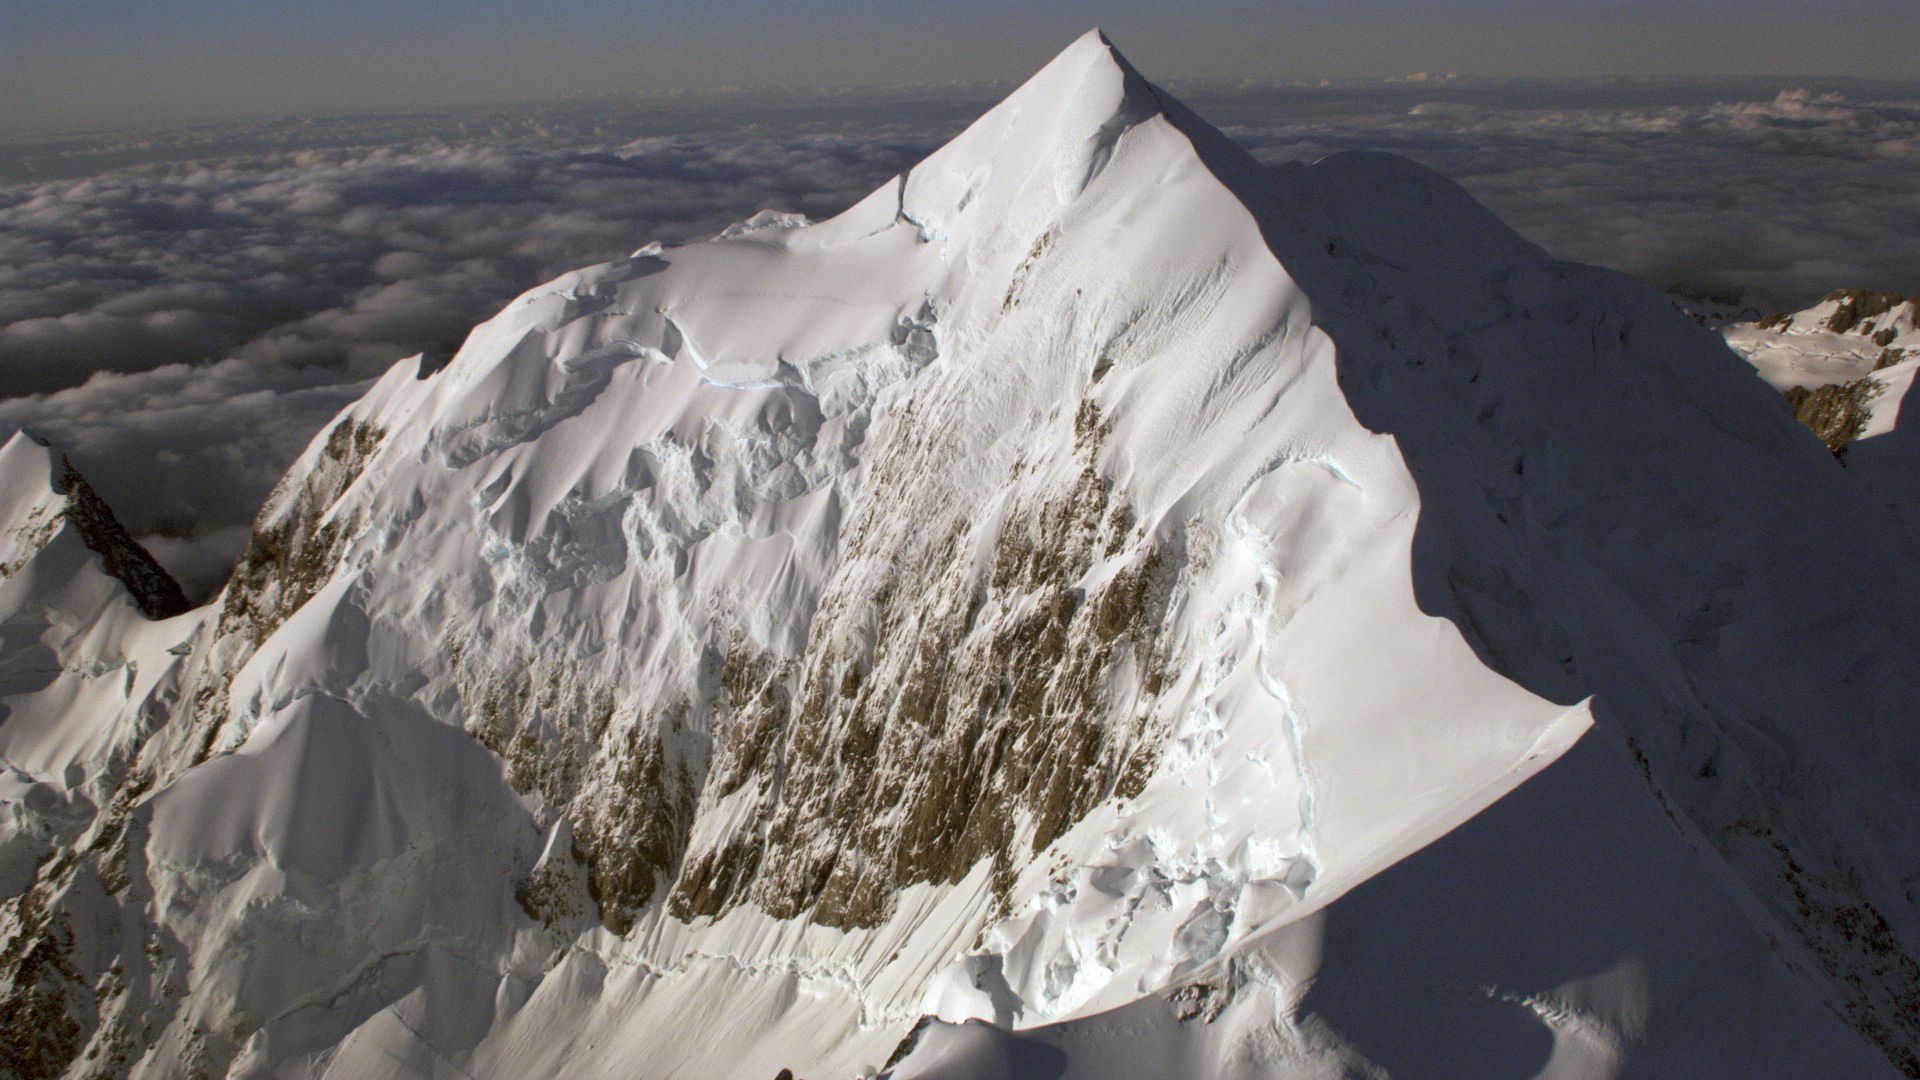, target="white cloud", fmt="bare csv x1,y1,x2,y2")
0,129,939,397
